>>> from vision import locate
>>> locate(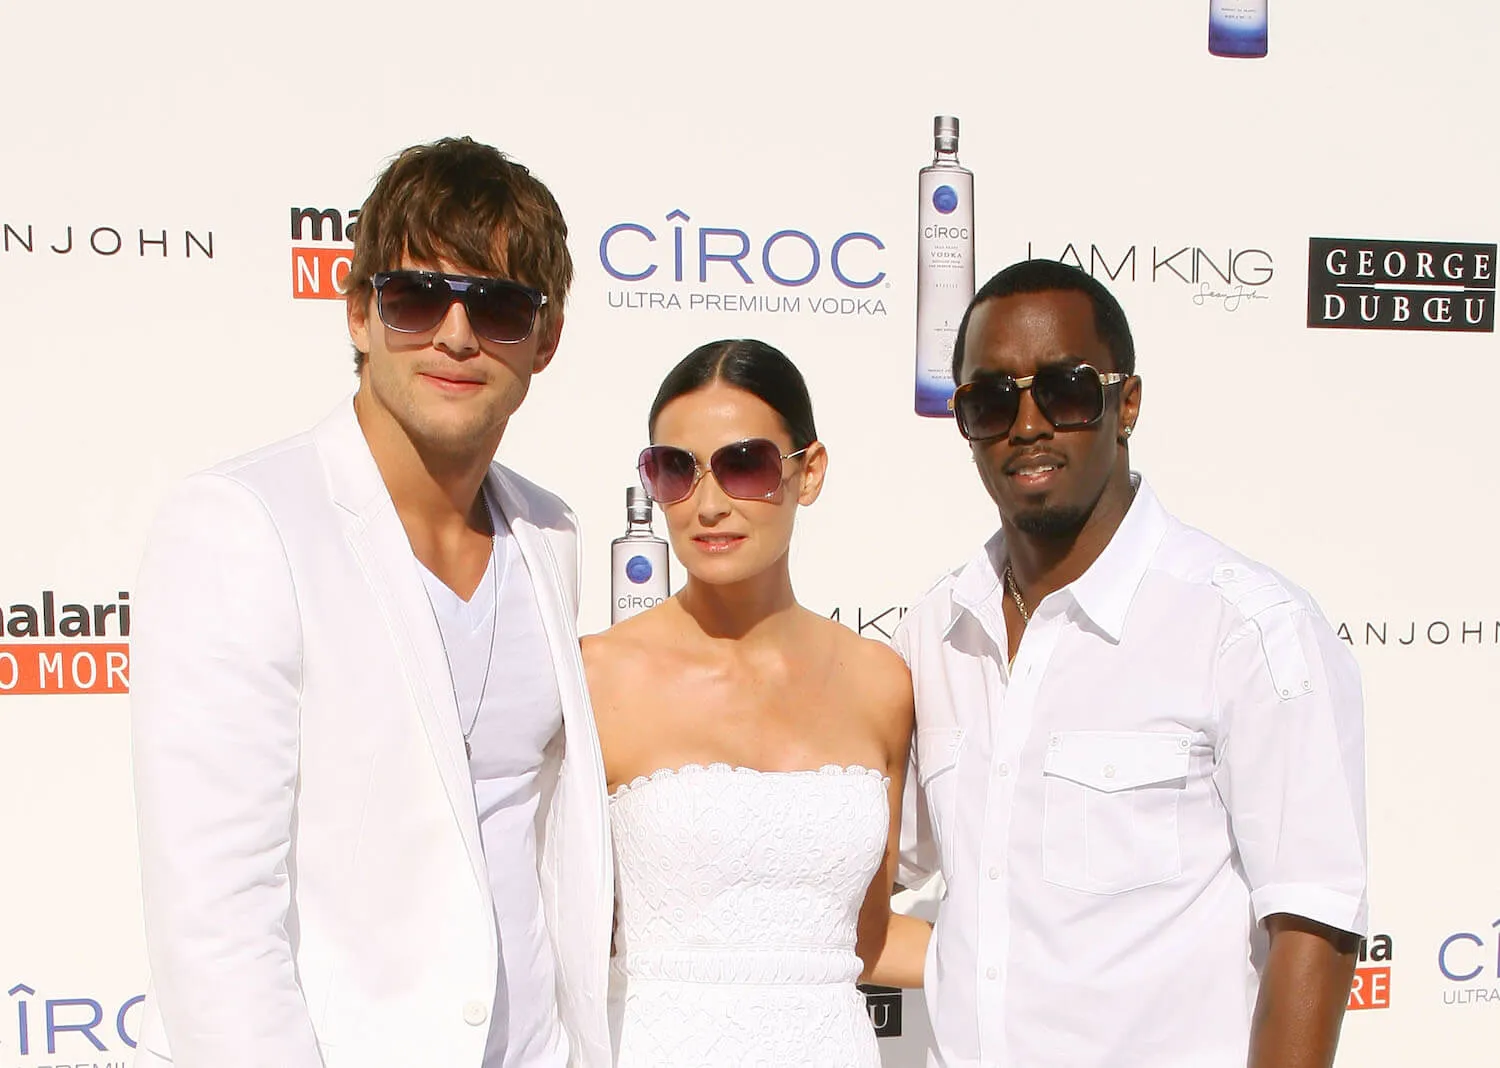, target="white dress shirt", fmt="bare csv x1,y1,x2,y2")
419,506,568,1068
894,477,1367,1068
